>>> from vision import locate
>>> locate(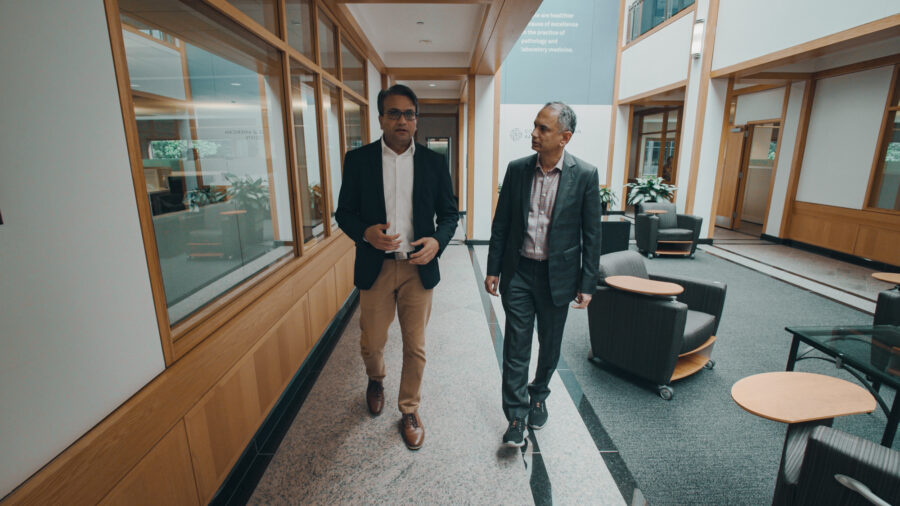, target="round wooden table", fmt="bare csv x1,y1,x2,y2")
732,371,875,424
872,272,900,288
604,275,683,297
